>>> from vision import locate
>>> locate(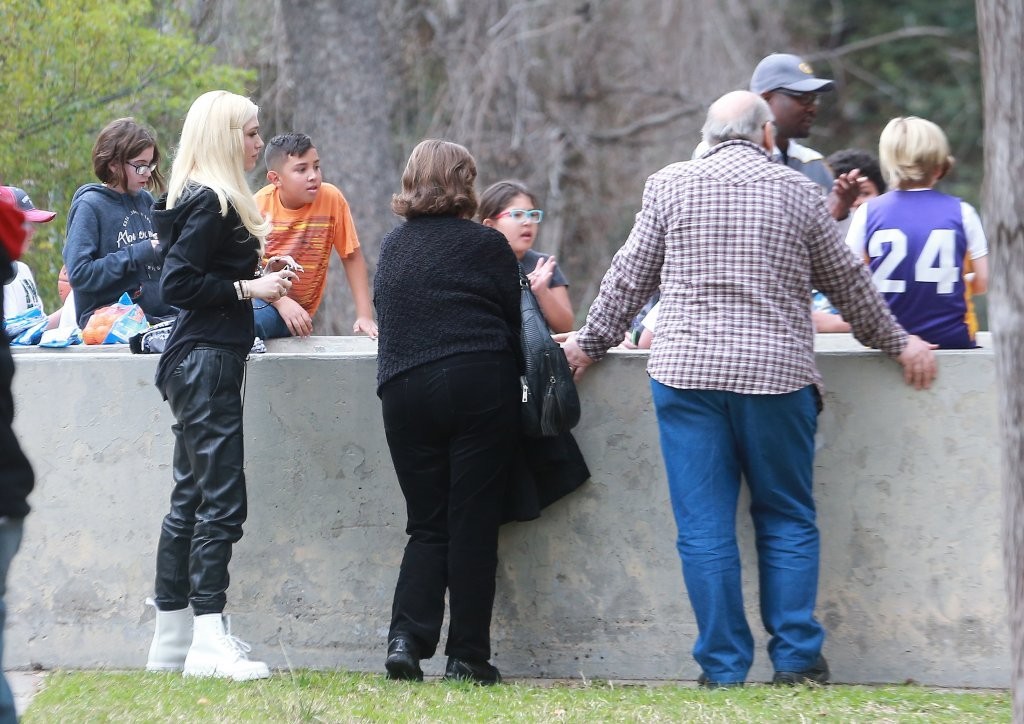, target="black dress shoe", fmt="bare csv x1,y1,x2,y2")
385,637,423,681
443,656,501,685
772,654,830,686
697,672,744,689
